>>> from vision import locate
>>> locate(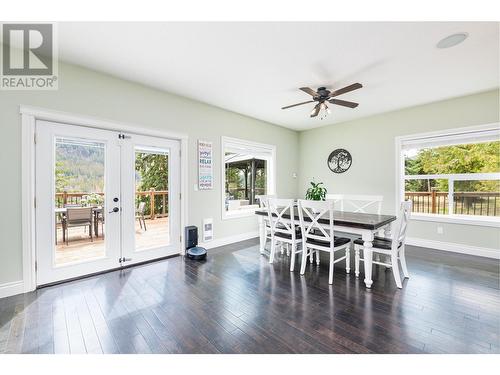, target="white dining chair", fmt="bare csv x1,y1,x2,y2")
297,199,351,284
325,194,383,214
266,198,303,271
256,194,276,251
353,200,412,288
